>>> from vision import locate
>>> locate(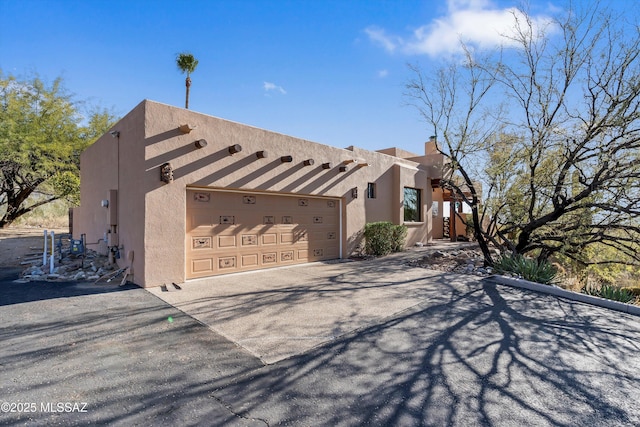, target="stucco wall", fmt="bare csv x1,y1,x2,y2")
78,100,445,287
140,101,434,286
74,126,118,254
75,101,147,284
